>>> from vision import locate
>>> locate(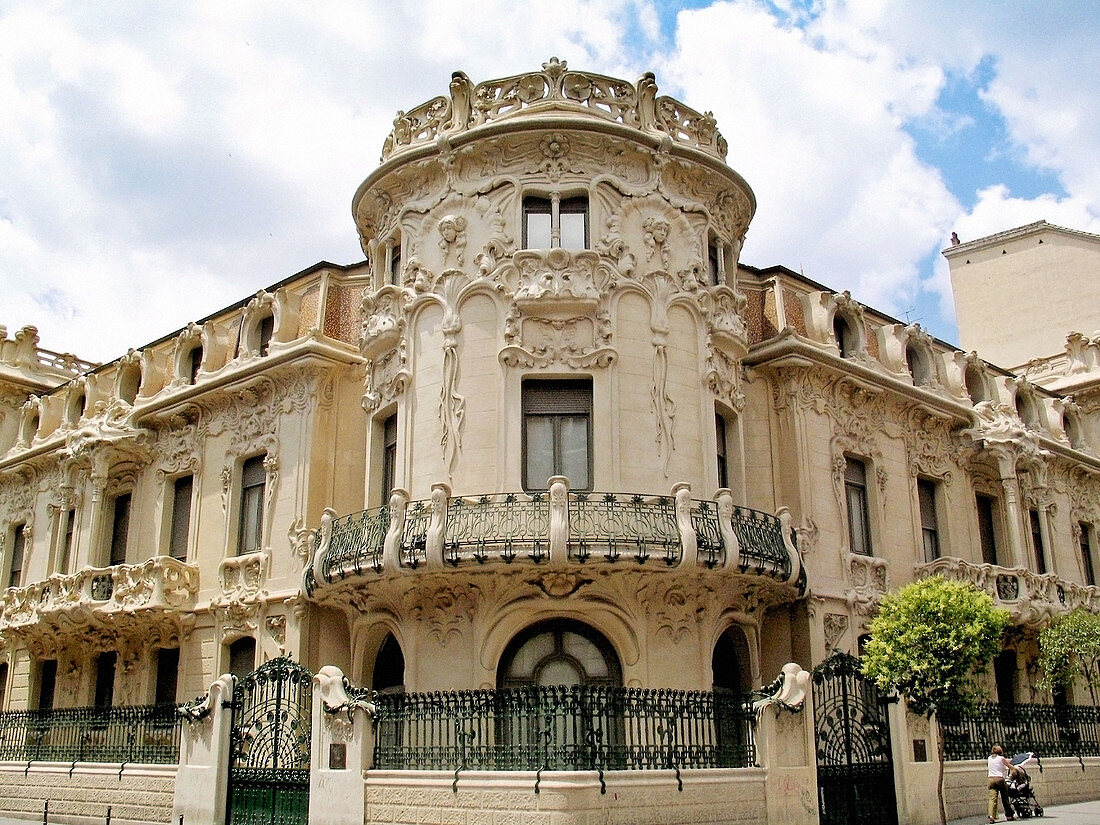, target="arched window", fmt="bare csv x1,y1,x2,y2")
65,390,85,425
228,637,256,681
118,362,142,404
964,363,988,404
905,342,932,386
712,626,751,694
373,633,405,695
499,620,621,689
833,314,857,358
